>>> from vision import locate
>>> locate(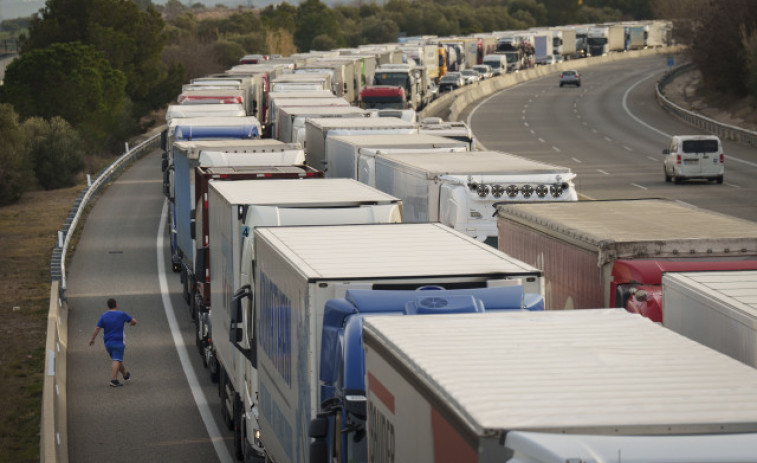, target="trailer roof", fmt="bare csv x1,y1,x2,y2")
665,270,757,319
496,199,757,244
256,222,540,278
281,106,364,116
306,117,416,130
376,150,572,174
209,178,398,206
364,309,757,436
328,133,467,147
